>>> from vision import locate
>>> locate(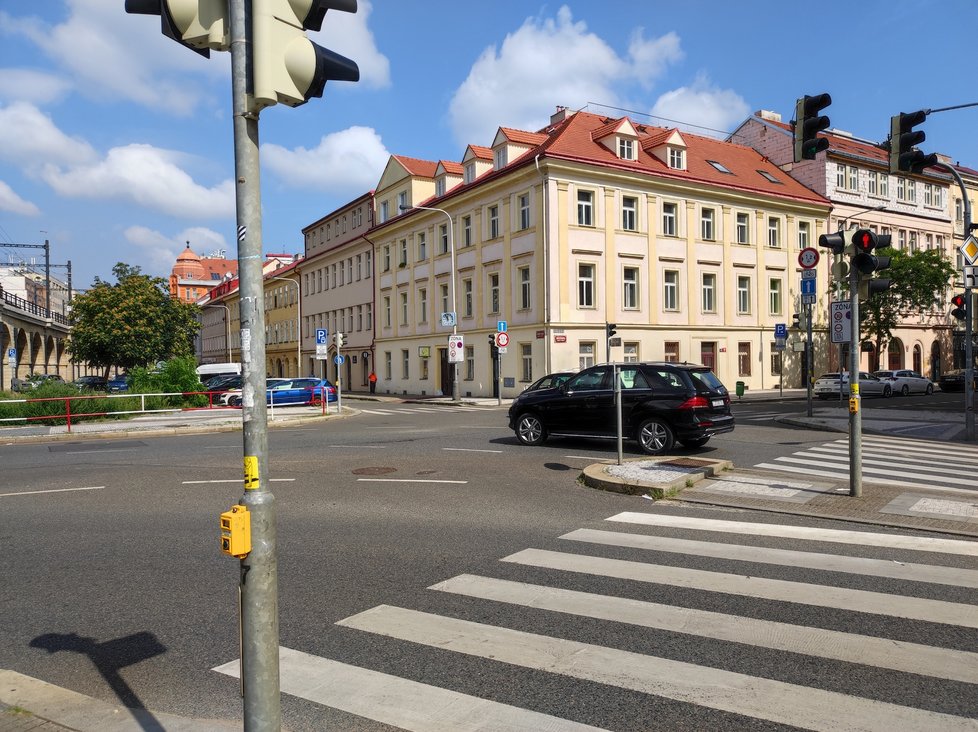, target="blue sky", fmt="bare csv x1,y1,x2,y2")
1,0,976,291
